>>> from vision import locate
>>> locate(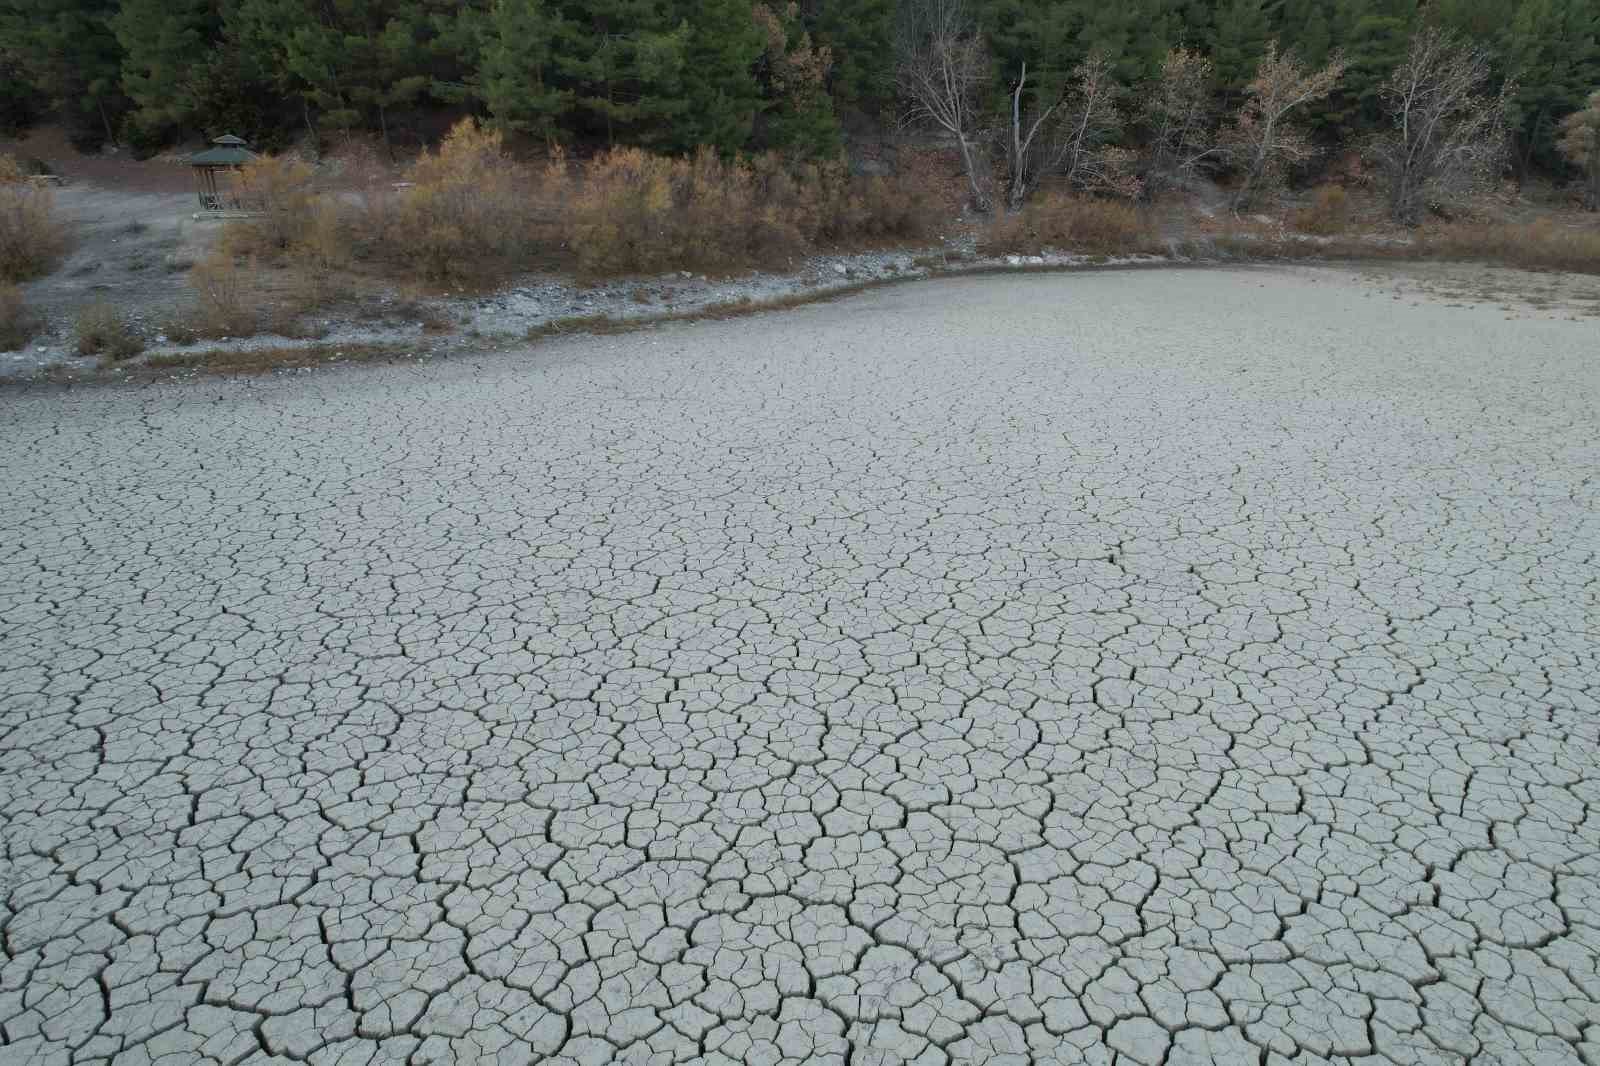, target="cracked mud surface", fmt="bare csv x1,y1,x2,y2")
2,265,1597,1065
